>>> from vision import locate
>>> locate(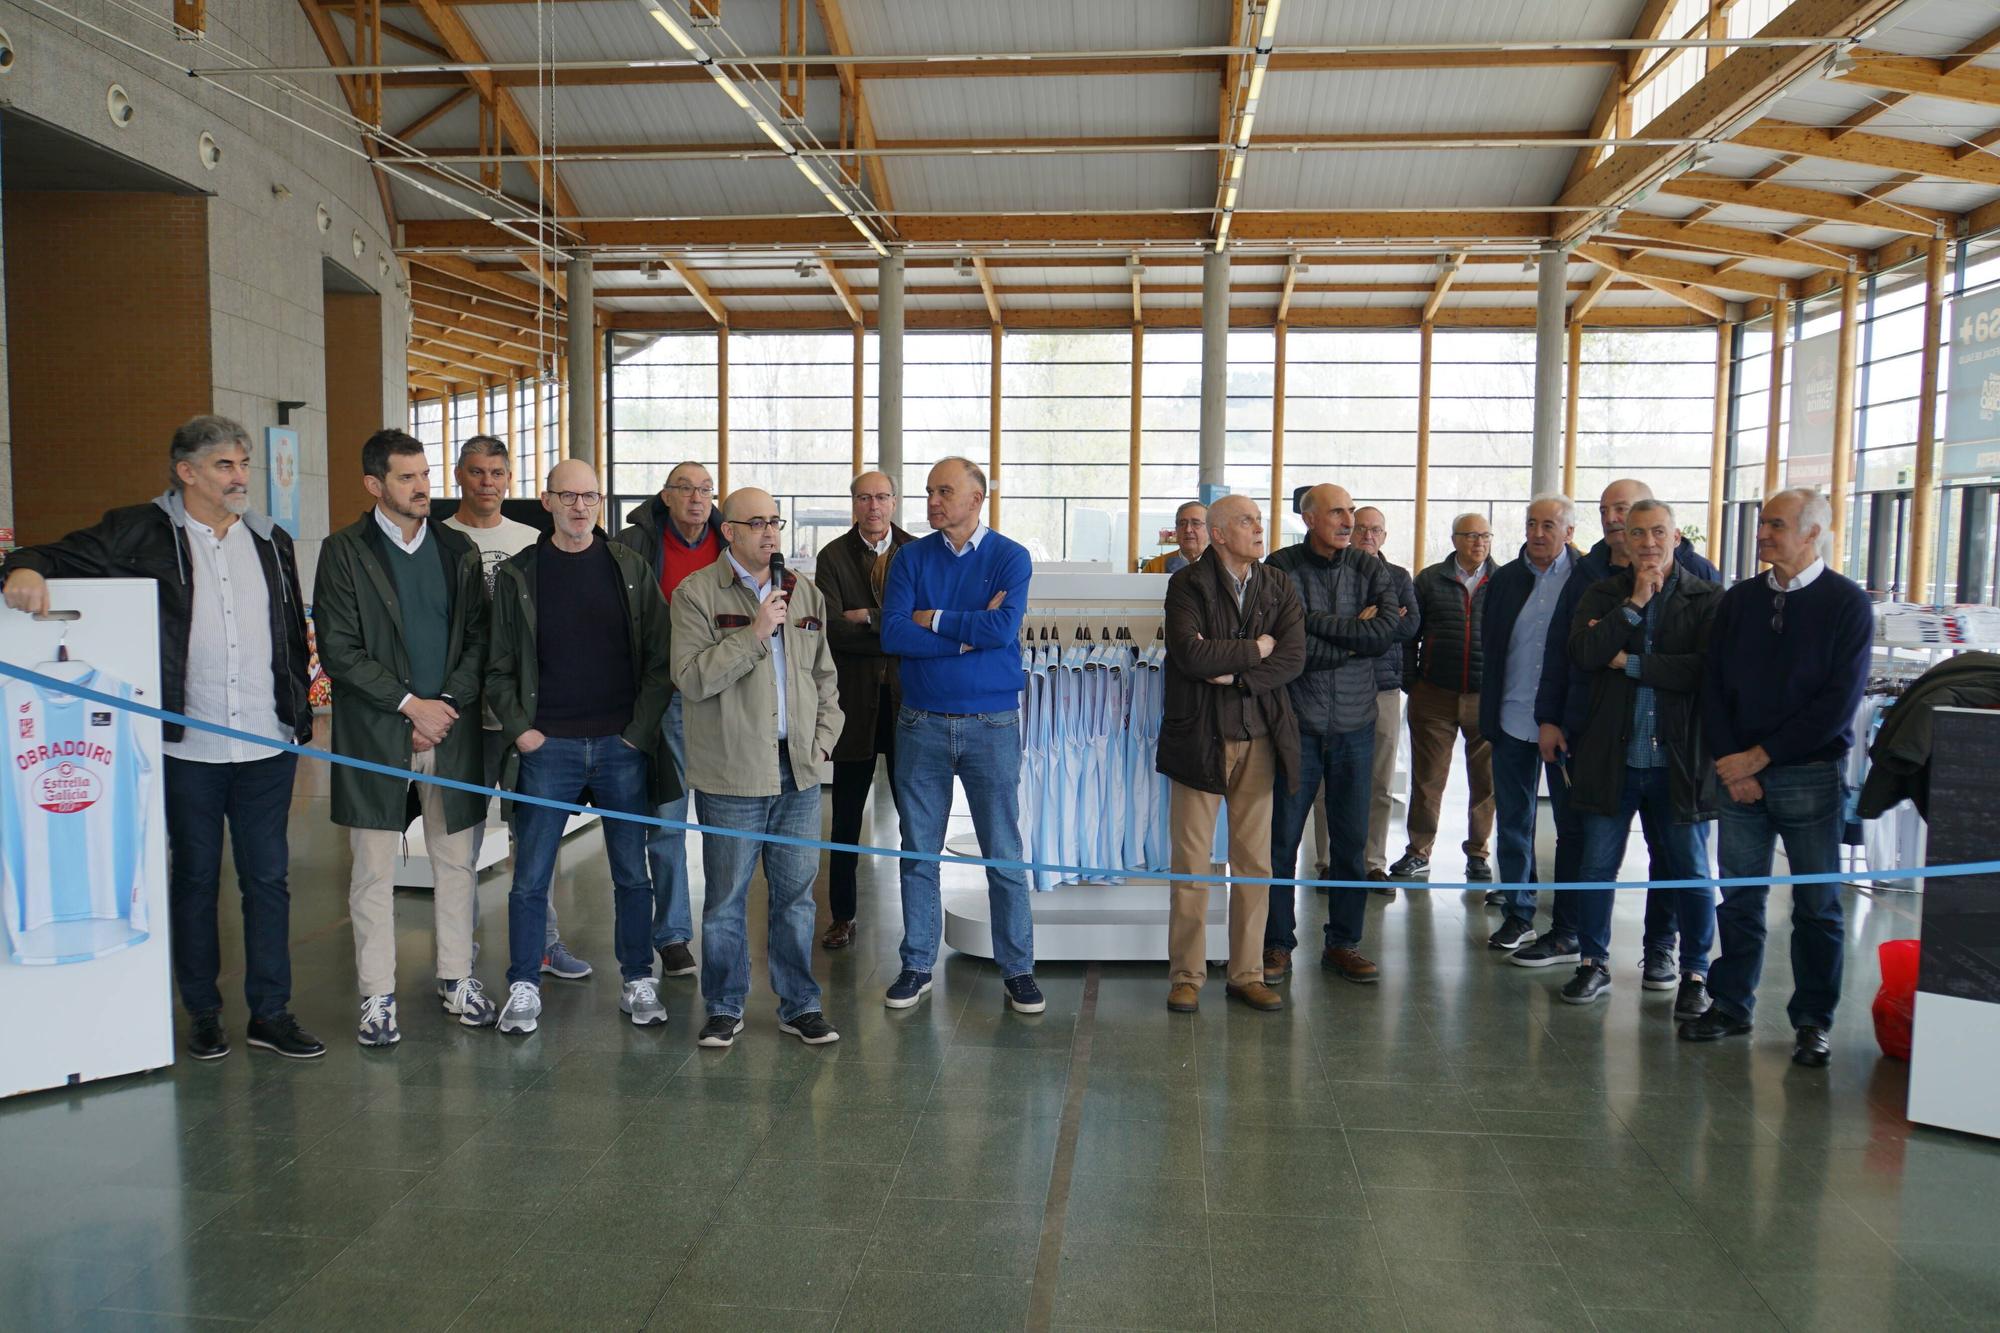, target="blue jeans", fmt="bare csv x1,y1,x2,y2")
1489,733,1582,939
645,693,693,948
1268,726,1372,953
163,752,298,1019
1575,766,1713,971
891,707,1035,978
508,736,654,986
1709,762,1846,1030
695,749,823,1022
